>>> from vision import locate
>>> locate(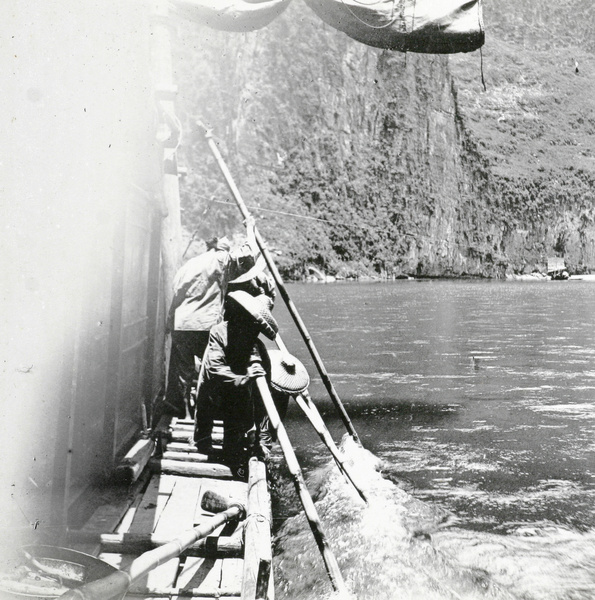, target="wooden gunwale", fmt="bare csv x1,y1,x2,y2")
70,417,273,599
